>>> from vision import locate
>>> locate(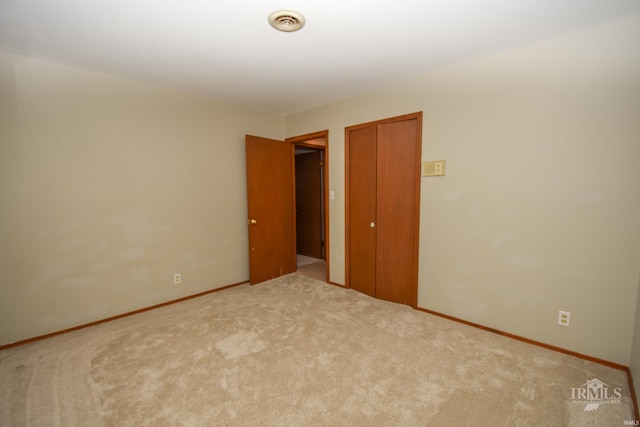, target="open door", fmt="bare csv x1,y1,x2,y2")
245,135,295,284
